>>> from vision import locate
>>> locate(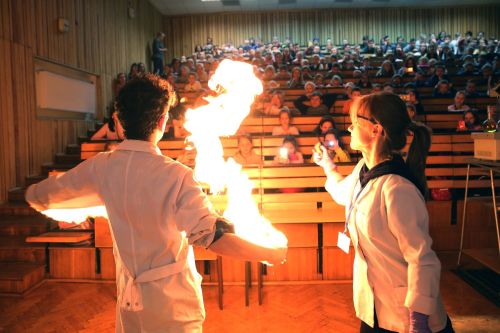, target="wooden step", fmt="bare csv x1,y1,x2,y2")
0,216,52,236
8,187,26,204
54,153,81,165
0,235,47,264
41,162,78,175
78,136,90,144
66,144,81,155
0,203,38,216
25,174,47,186
0,247,46,264
0,262,45,295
